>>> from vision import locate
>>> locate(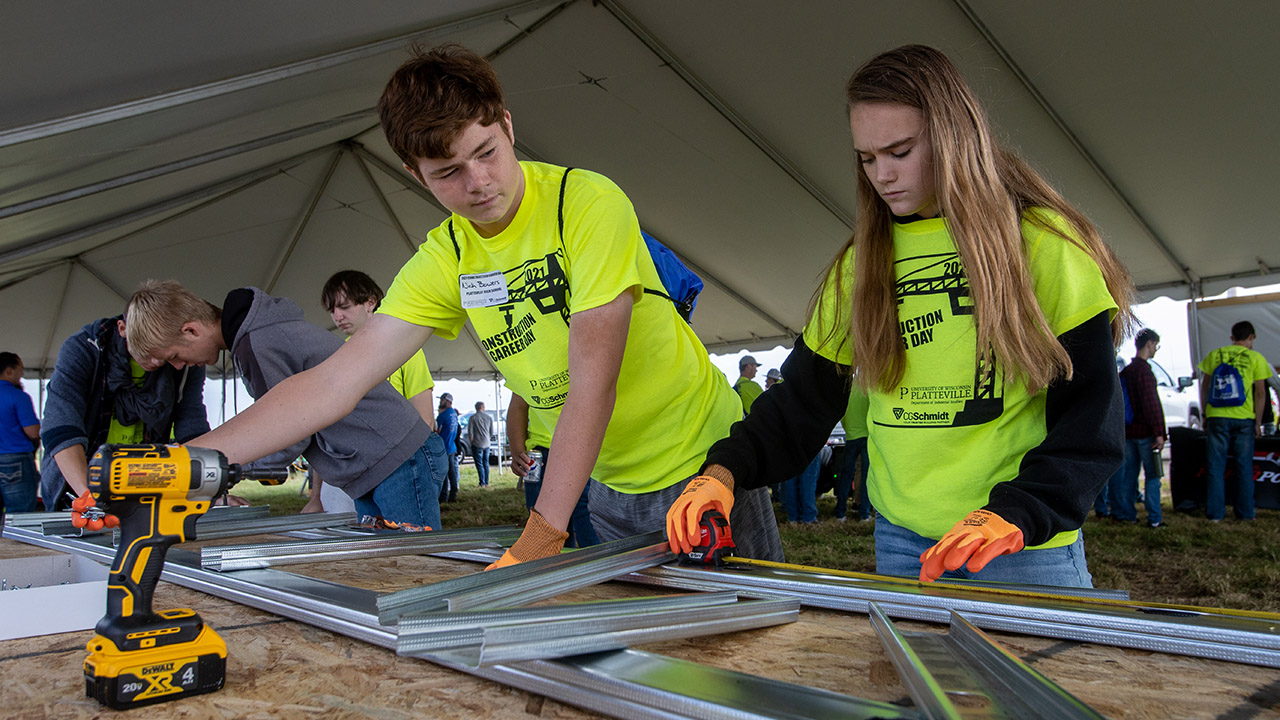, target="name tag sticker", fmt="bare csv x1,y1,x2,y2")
459,271,509,309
